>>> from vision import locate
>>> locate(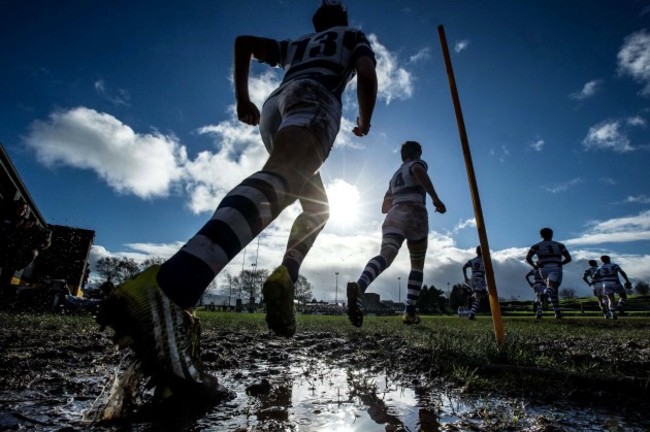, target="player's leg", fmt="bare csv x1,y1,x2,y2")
347,226,403,327
616,284,627,315
402,236,427,324
264,170,329,336
280,173,329,283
